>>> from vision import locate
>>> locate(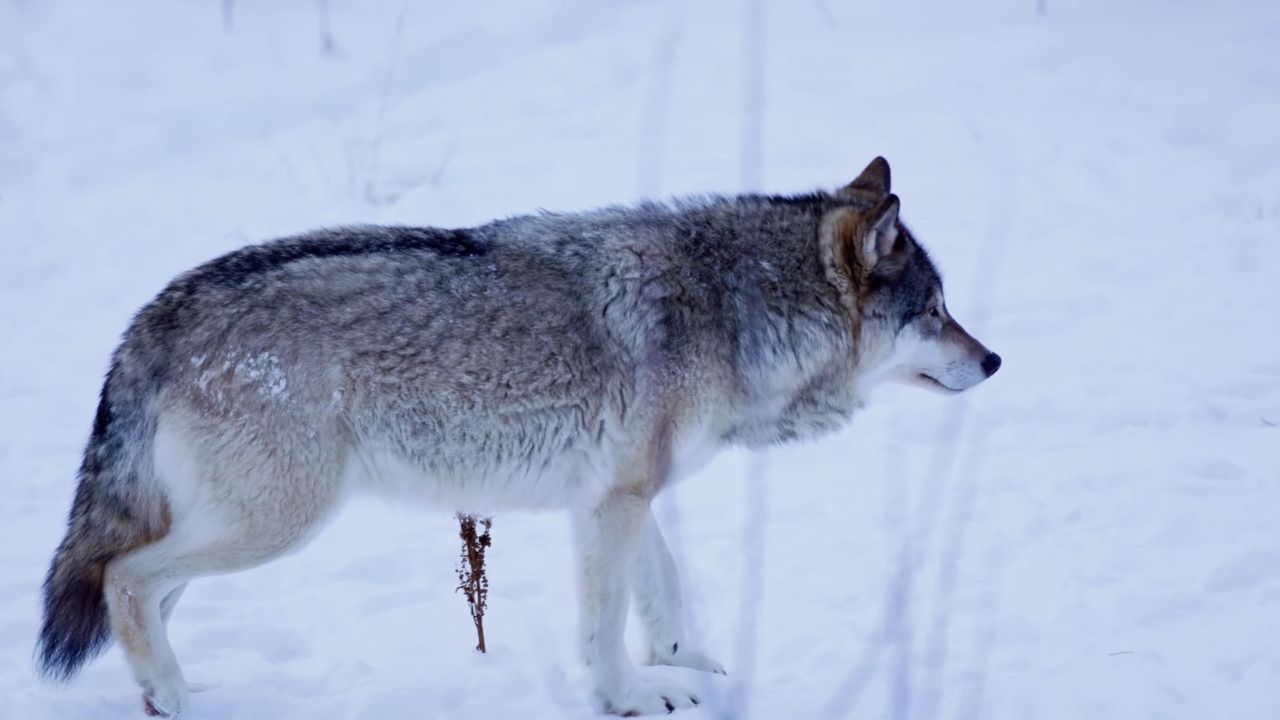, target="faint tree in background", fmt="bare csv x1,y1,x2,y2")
317,0,339,57
355,1,409,204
